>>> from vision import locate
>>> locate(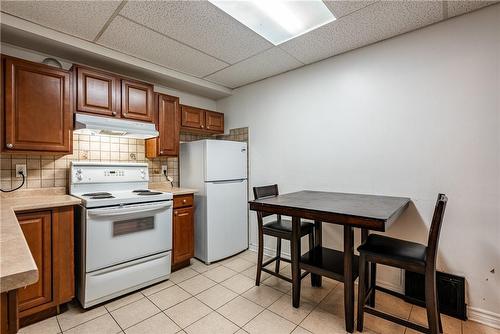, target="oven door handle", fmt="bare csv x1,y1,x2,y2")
88,202,172,217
